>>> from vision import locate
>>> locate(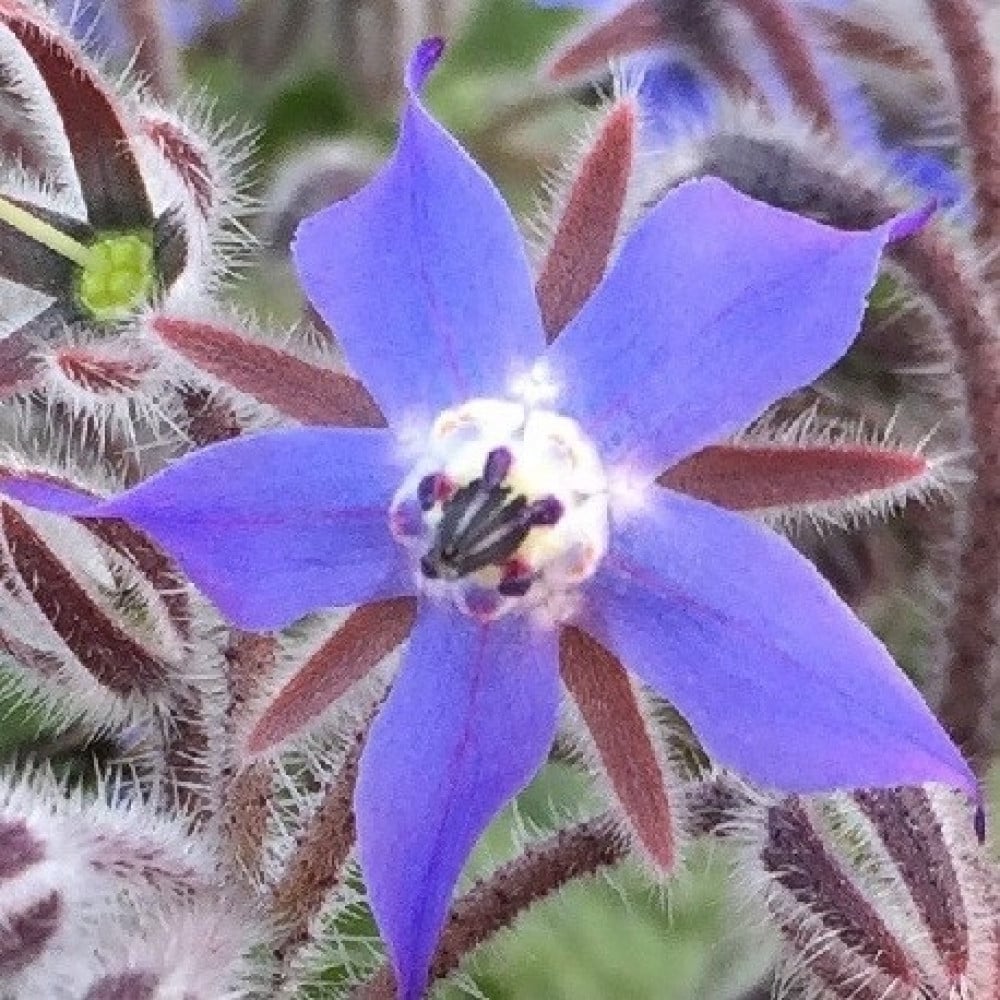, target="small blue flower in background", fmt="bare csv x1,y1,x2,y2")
0,37,978,1000
541,0,964,206
54,0,239,53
